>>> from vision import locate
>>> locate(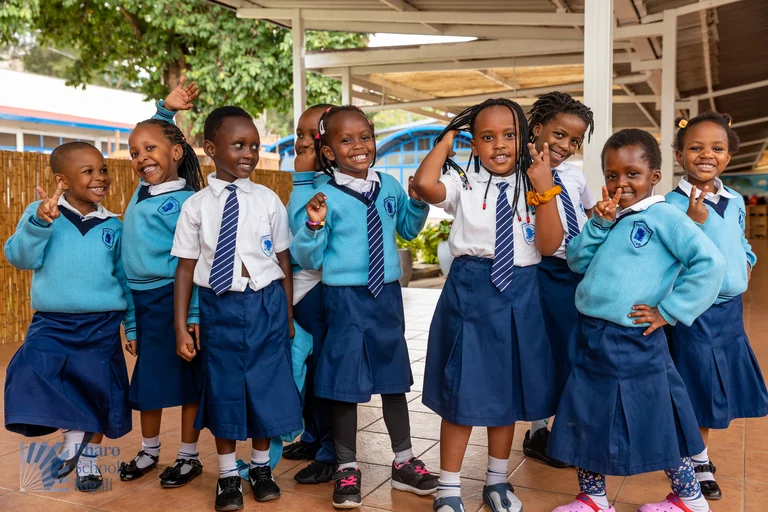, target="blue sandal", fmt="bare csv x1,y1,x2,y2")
433,495,466,512
483,483,523,512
